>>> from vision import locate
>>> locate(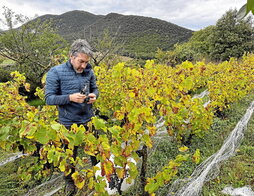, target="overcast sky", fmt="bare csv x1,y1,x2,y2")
0,0,247,31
